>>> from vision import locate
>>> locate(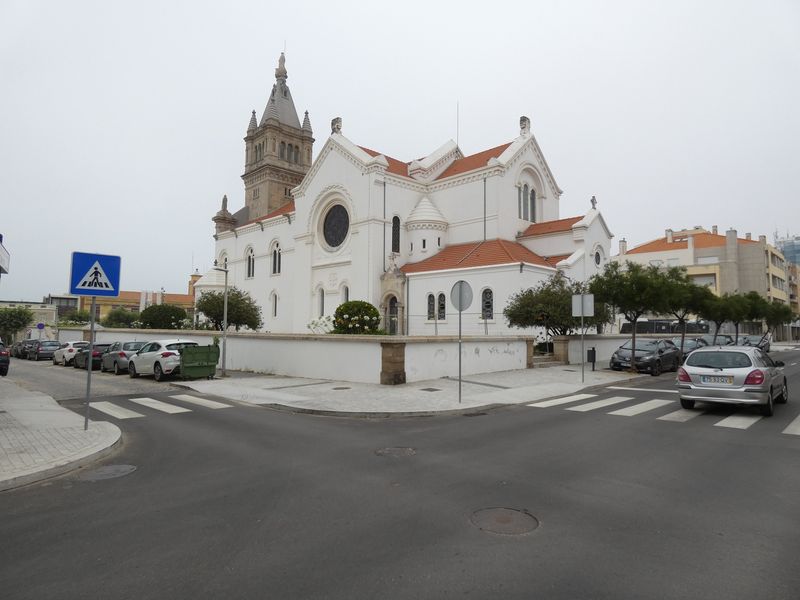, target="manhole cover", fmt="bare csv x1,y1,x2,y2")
420,388,441,392
470,508,539,535
332,387,351,390
375,447,416,457
78,464,137,482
